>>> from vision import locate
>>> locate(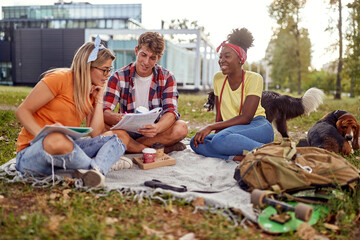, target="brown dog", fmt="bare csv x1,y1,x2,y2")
301,110,359,155
336,113,360,153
